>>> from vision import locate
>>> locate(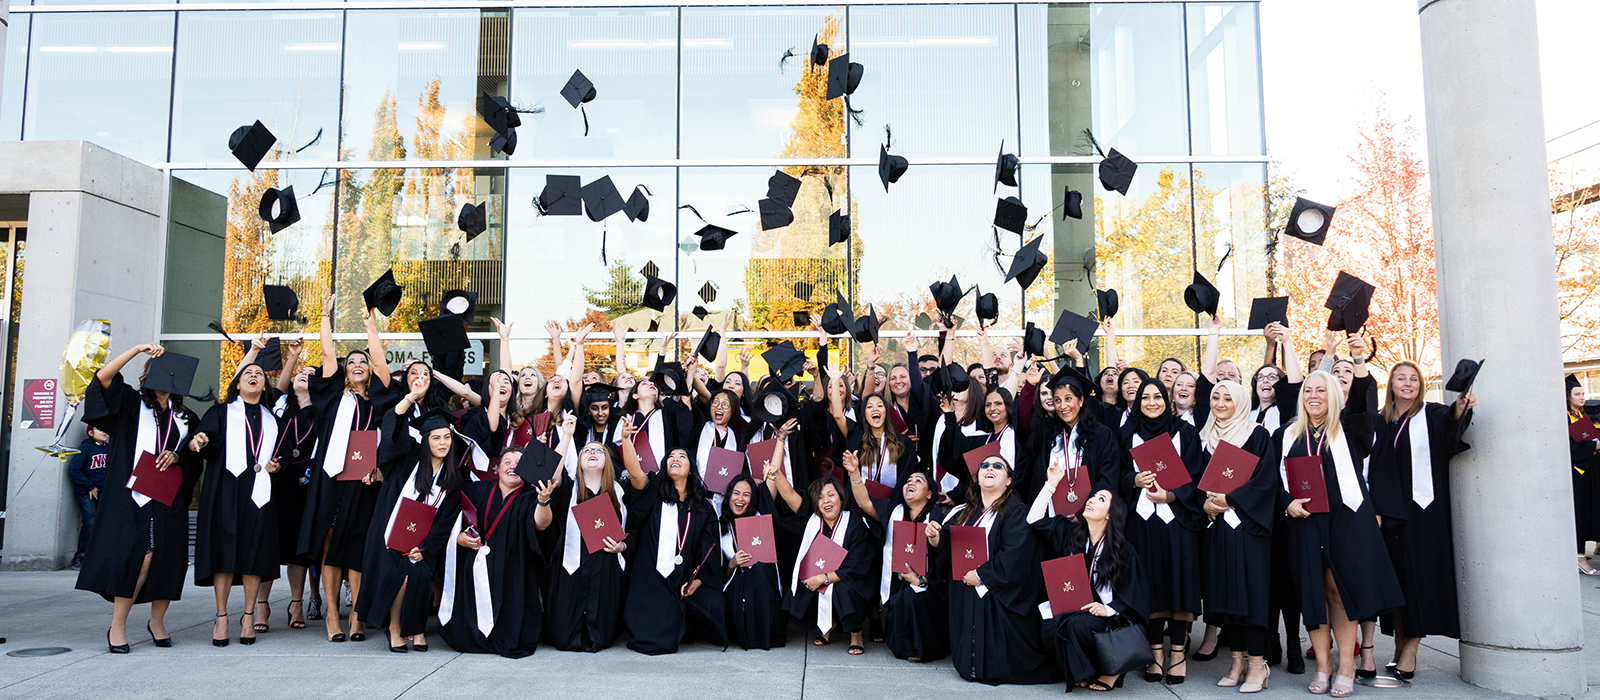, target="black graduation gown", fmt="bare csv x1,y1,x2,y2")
76,373,201,602
540,479,628,652
930,413,980,505
1032,512,1152,685
193,400,286,584
1571,413,1600,551
354,460,463,637
1116,421,1205,616
1369,402,1470,639
879,501,950,661
1019,419,1120,506
297,368,397,570
942,496,1054,685
620,474,726,654
1201,426,1279,629
456,405,509,464
842,428,918,511
743,418,815,573
439,480,544,658
719,488,788,650
271,400,319,566
783,511,877,636
1276,375,1404,628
